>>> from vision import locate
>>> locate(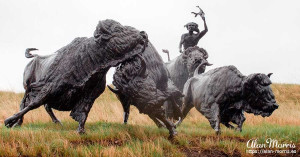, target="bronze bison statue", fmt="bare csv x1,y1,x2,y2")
177,65,279,134
5,19,148,134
